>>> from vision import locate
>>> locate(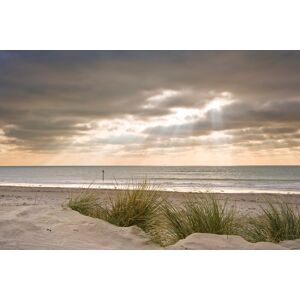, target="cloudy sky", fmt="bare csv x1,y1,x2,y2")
0,51,299,165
